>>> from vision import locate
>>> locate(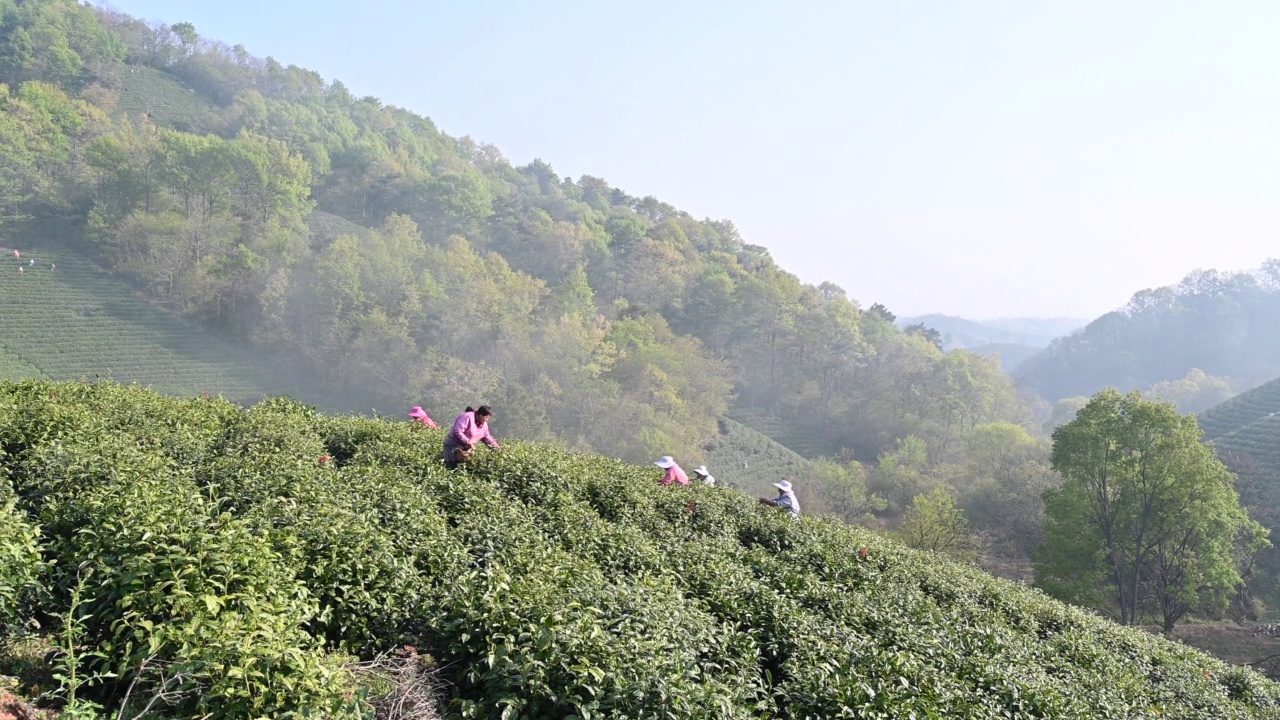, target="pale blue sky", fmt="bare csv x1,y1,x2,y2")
103,1,1280,319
